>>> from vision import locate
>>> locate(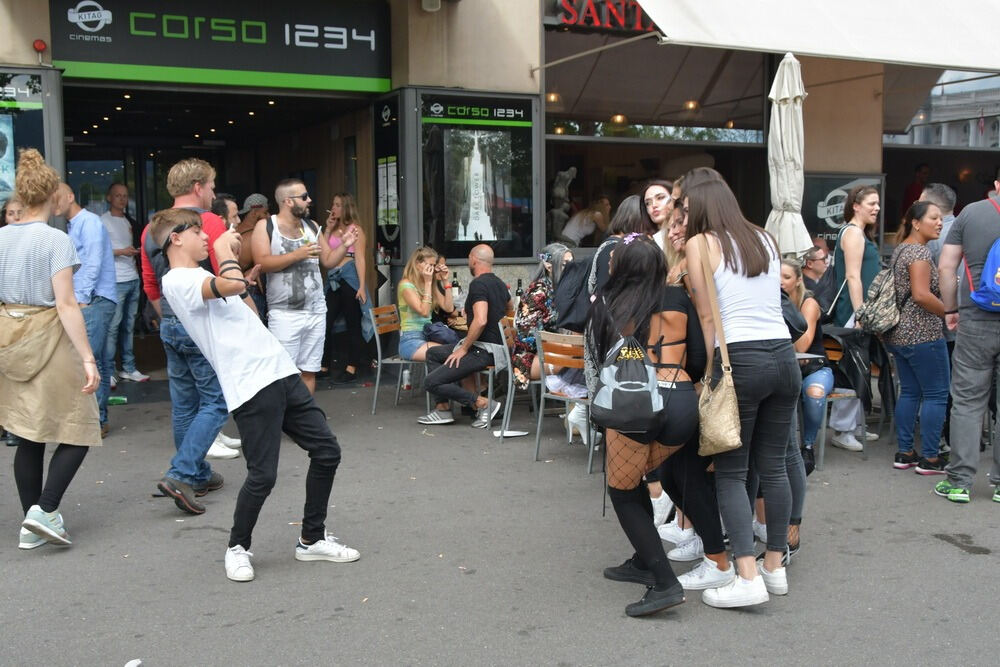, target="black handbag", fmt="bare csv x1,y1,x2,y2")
782,291,807,343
